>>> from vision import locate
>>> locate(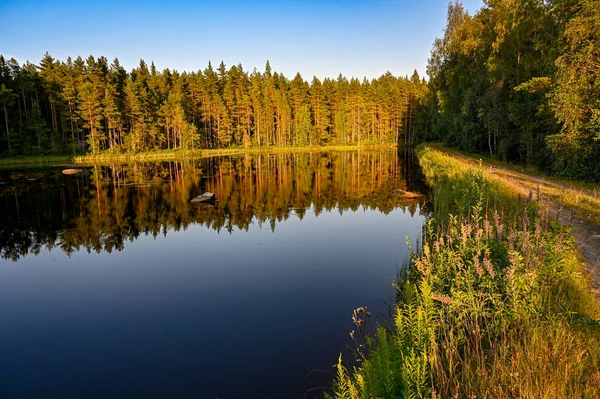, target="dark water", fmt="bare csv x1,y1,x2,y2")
0,150,428,399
